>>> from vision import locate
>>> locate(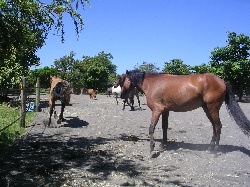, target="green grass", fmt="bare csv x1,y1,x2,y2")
0,102,36,151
